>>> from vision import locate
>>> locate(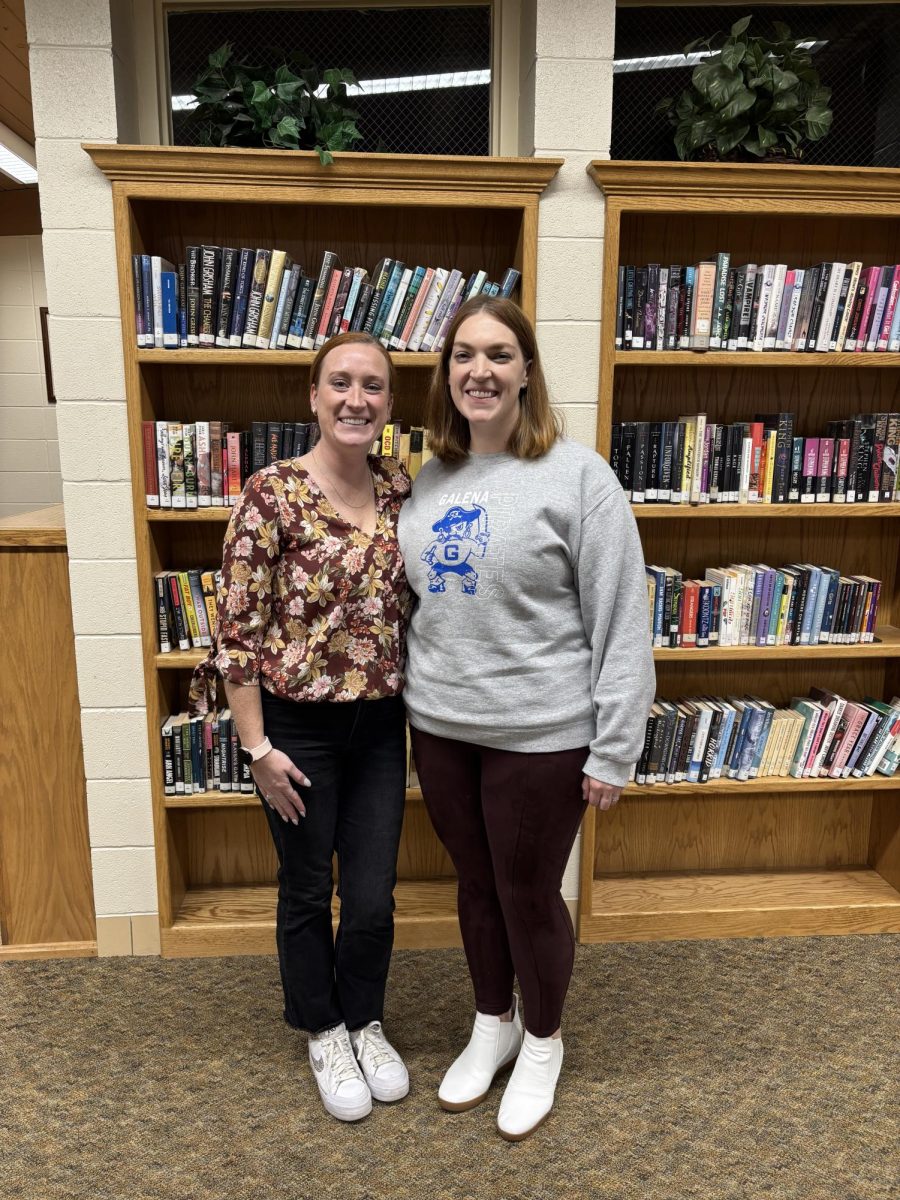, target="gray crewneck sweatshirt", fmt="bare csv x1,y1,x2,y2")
397,438,656,786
